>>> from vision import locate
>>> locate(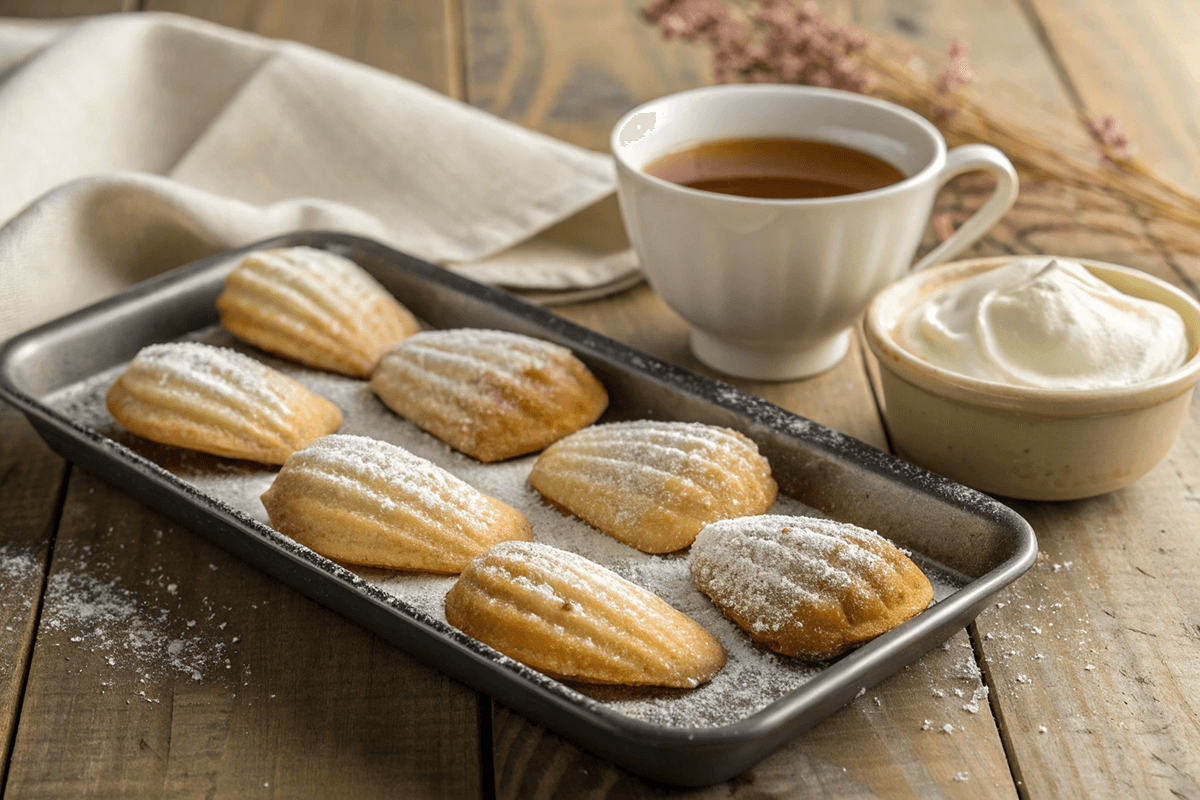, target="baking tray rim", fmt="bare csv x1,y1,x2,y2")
0,230,1039,785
